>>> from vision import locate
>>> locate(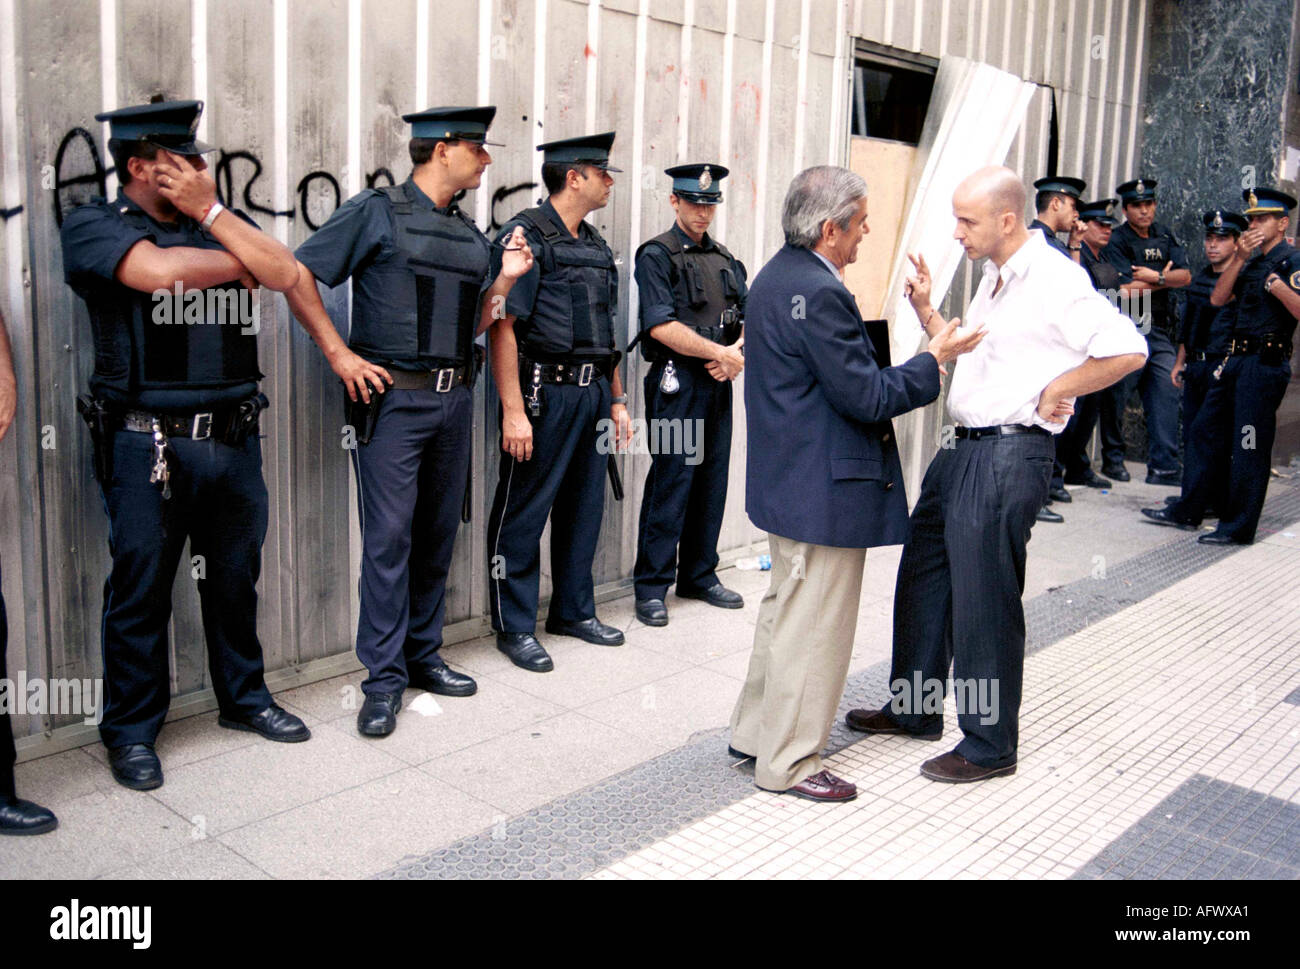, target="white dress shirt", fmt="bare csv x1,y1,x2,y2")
947,230,1148,432
812,249,843,281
